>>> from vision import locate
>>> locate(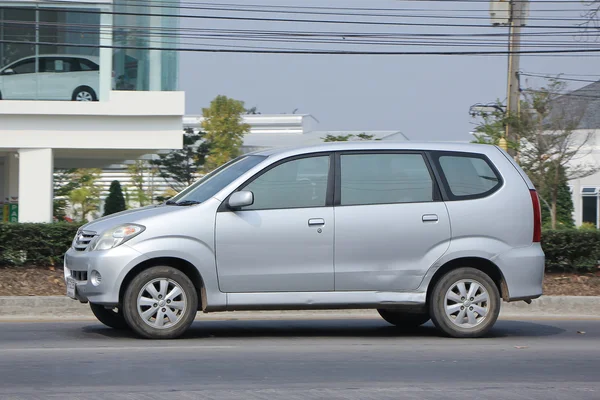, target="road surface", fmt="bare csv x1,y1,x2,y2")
0,317,598,399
